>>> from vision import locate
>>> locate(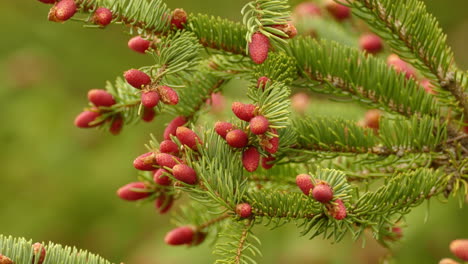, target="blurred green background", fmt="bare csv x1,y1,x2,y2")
1,1,467,263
